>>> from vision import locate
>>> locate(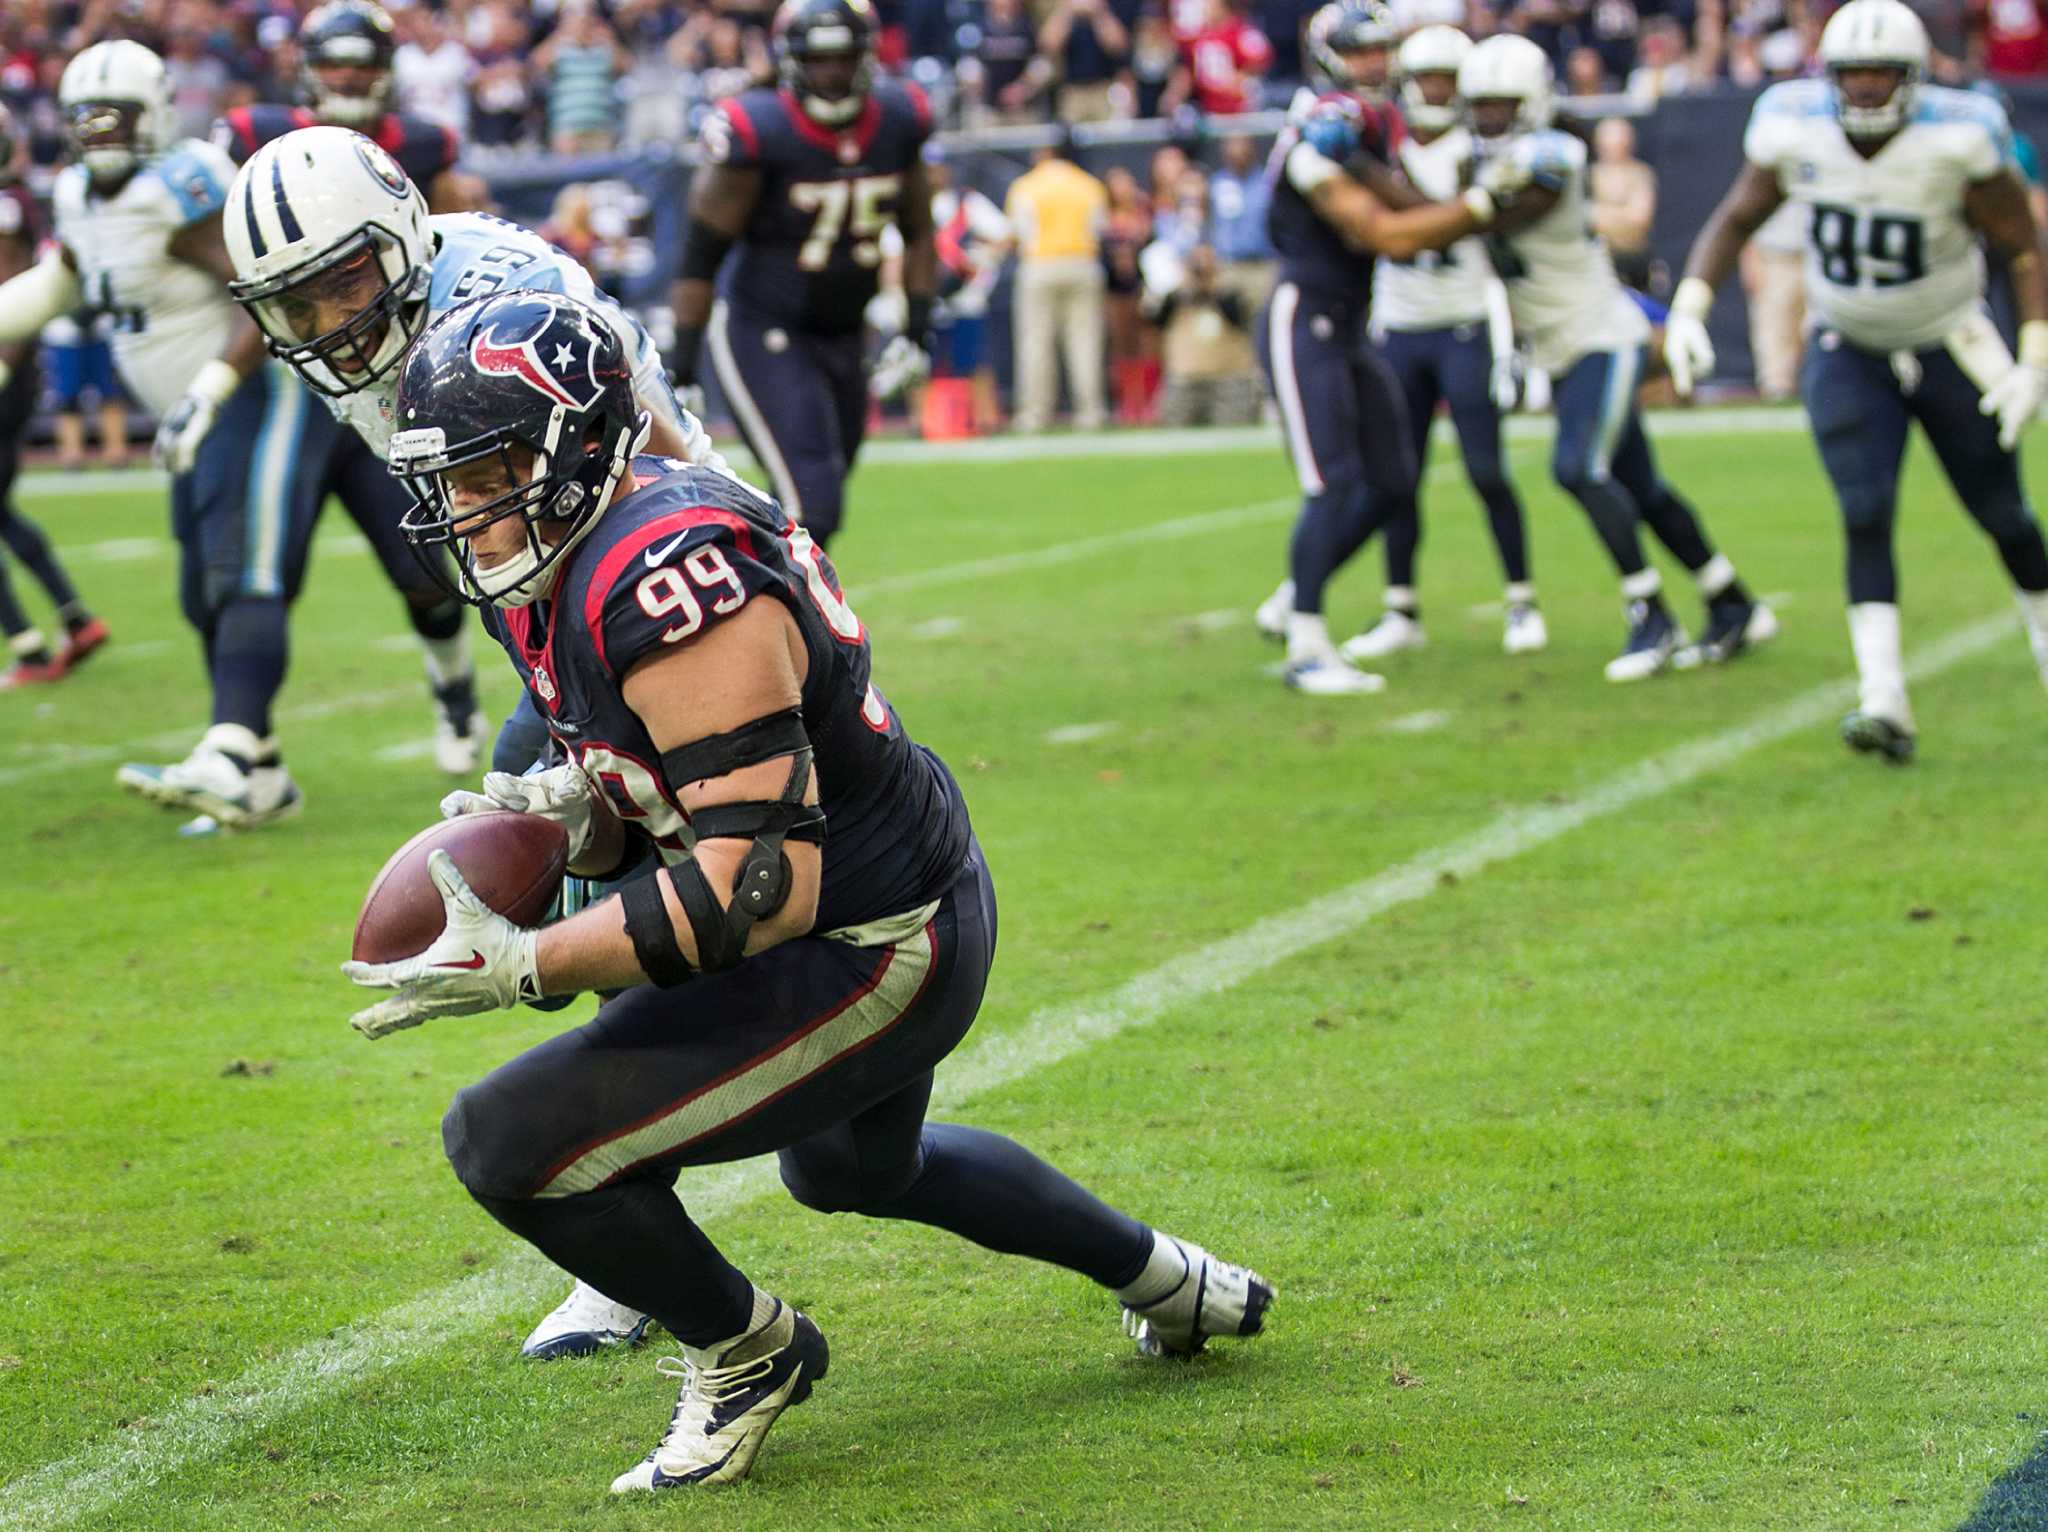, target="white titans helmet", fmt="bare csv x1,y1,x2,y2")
1819,0,1929,139
1398,26,1473,134
59,40,173,185
224,125,433,398
1457,34,1556,141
